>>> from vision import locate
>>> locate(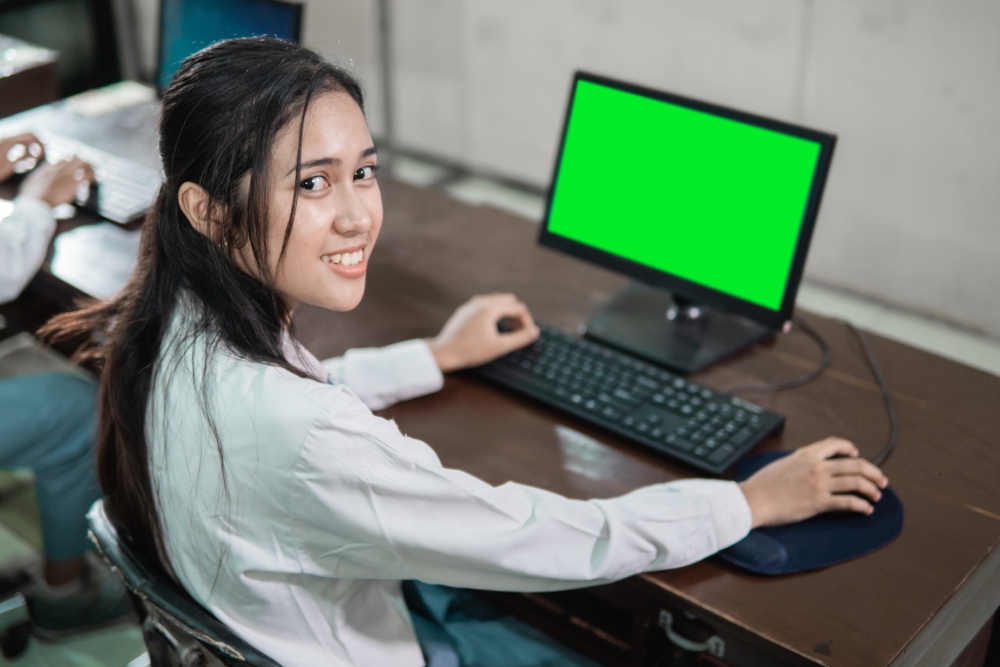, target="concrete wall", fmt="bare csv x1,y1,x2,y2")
130,0,1000,338
387,0,1000,338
